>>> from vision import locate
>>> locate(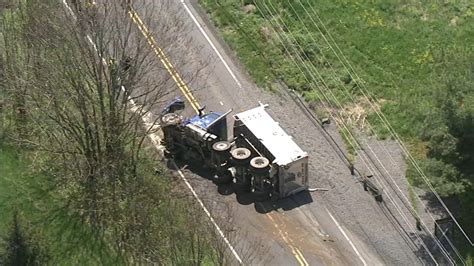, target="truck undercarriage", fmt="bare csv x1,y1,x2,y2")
161,99,309,201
